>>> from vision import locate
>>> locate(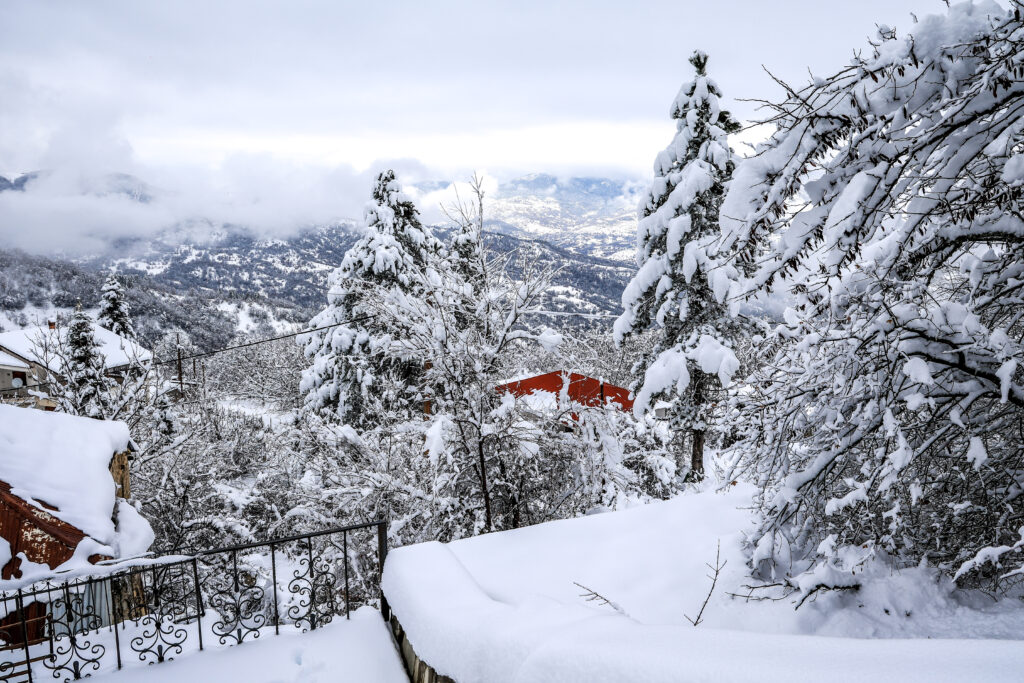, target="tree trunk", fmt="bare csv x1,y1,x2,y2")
690,428,705,481
478,438,492,531
689,370,707,481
